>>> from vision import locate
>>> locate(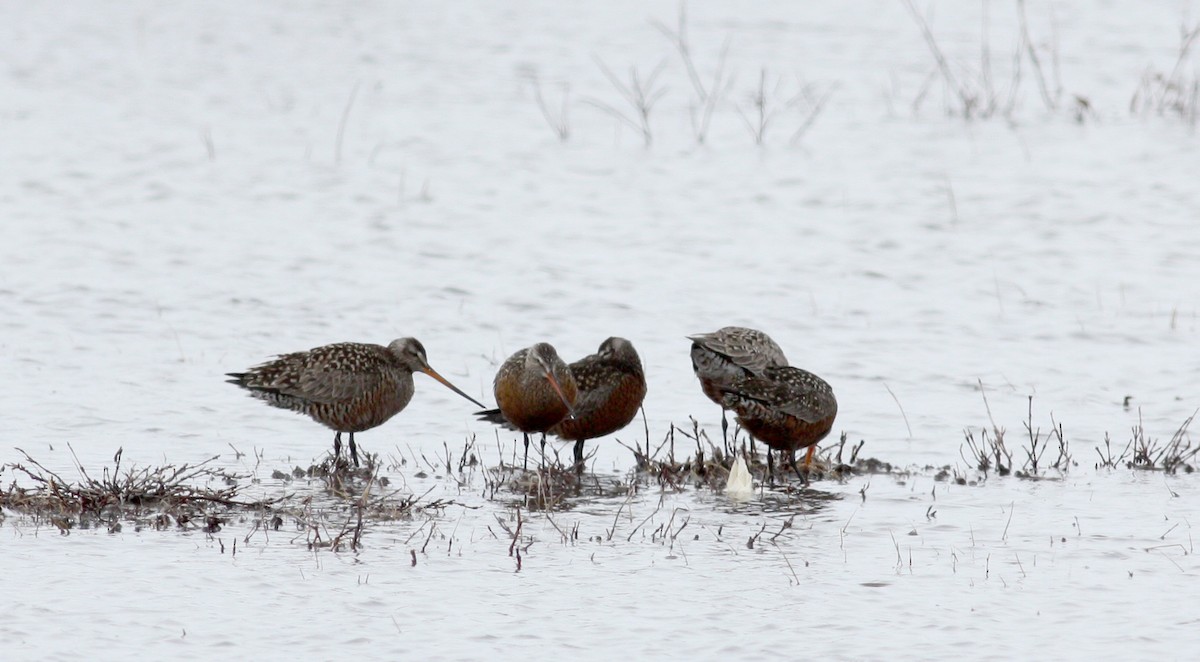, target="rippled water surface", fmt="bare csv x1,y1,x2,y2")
3,1,1199,659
